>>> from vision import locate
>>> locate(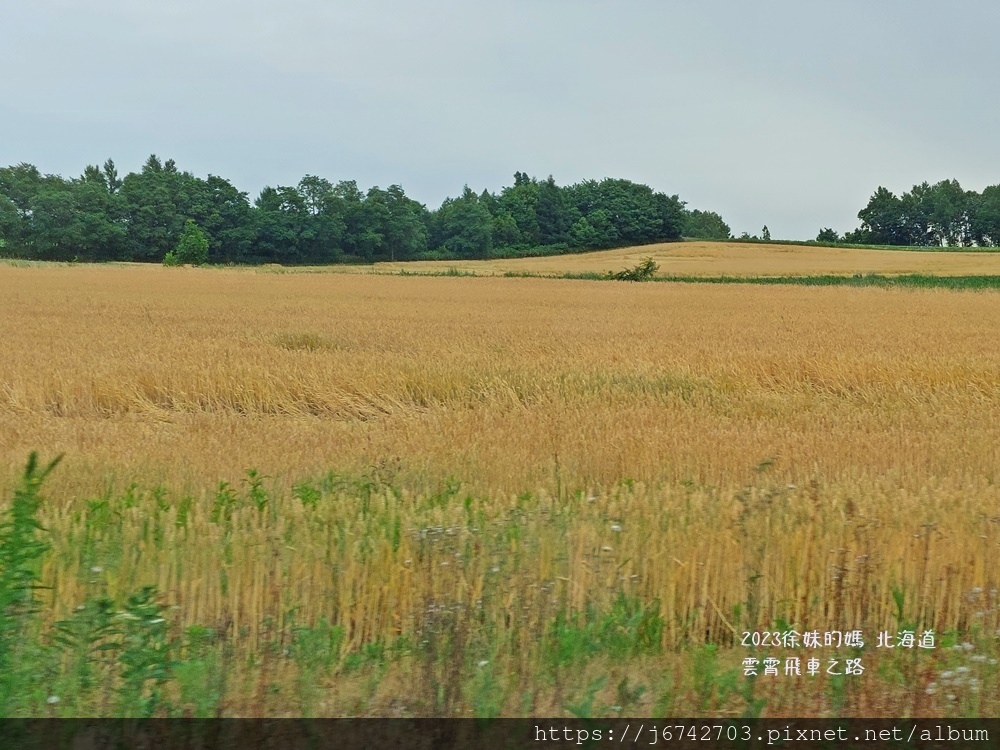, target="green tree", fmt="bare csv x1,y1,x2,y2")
355,187,390,261
899,182,935,245
565,178,683,247
71,172,127,260
653,191,687,241
103,159,122,194
569,217,601,248
970,185,1000,247
923,179,972,246
171,219,209,265
816,227,840,243
31,176,123,261
586,208,618,246
683,209,731,240
536,176,573,245
491,210,522,248
0,164,44,257
252,186,306,263
298,175,333,216
120,155,187,261
857,186,908,245
0,162,129,261
294,175,346,262
292,176,346,263
432,186,493,259
0,196,17,254
331,180,366,259
855,180,974,247
381,184,428,261
168,174,257,264
497,174,540,246
24,179,80,260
